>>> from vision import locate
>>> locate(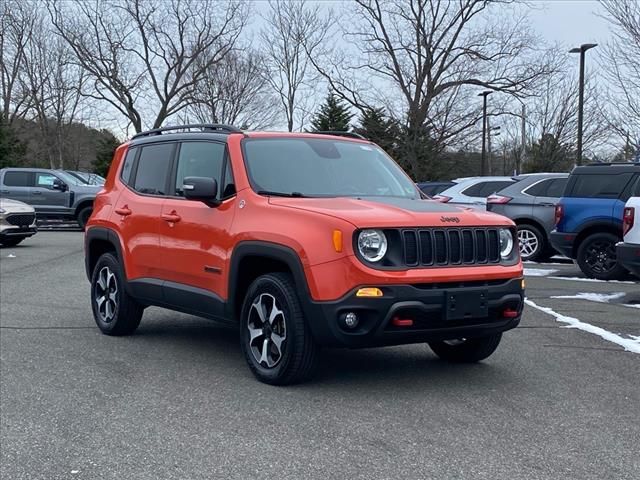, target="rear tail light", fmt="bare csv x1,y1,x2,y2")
432,195,452,203
623,207,635,236
487,194,512,204
554,204,564,226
